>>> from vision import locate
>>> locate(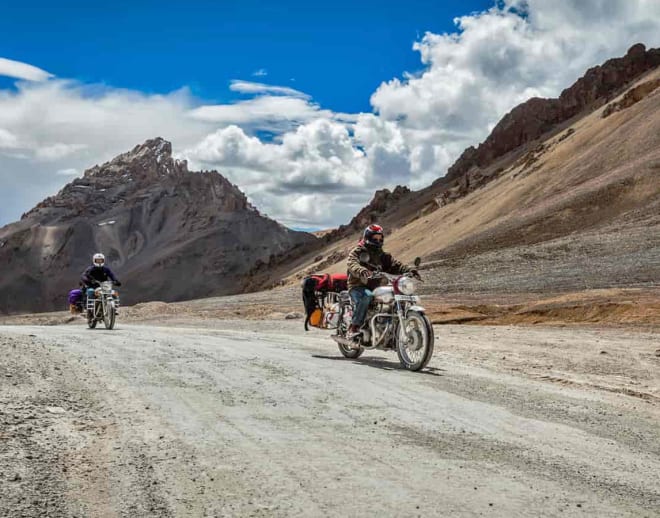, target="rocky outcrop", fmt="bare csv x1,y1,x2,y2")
0,138,315,313
326,186,412,240
445,44,660,183
602,78,660,118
